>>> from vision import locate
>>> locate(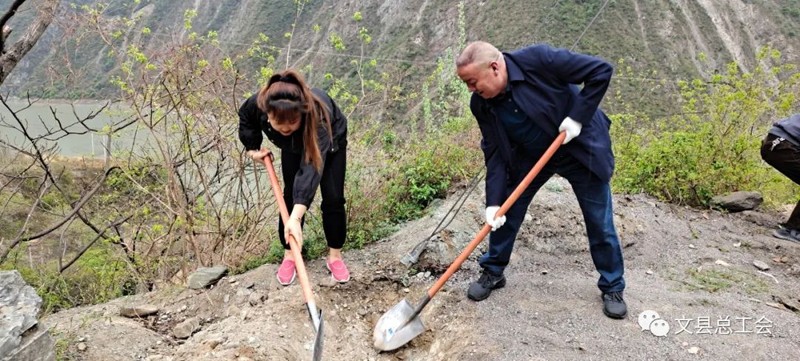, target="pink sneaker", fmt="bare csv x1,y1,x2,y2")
276,259,296,286
326,259,351,283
